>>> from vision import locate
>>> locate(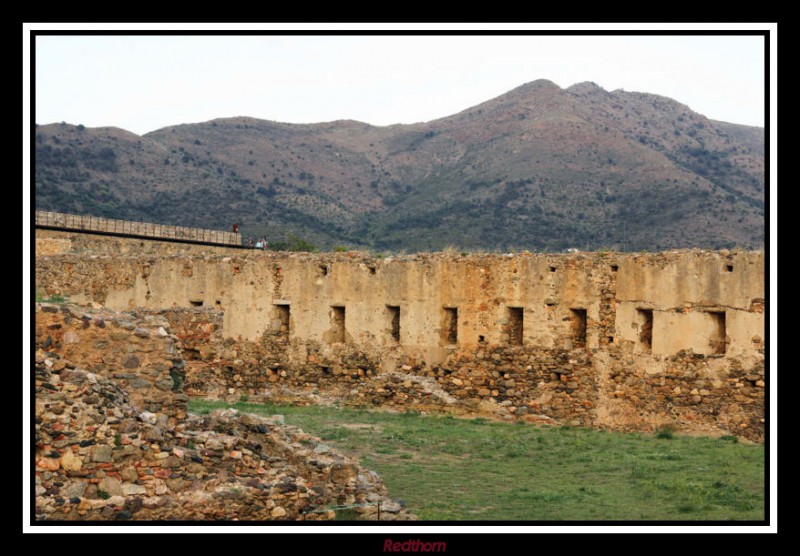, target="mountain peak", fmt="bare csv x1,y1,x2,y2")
510,79,562,95
567,81,607,95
